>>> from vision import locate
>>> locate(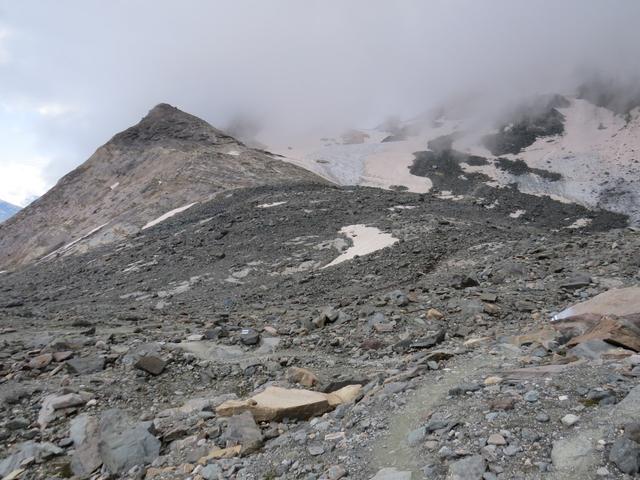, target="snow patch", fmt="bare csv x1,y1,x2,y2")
227,150,240,156
257,201,287,209
565,218,592,229
509,209,526,218
40,223,109,262
323,224,398,268
388,205,417,211
110,182,120,190
143,203,197,230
